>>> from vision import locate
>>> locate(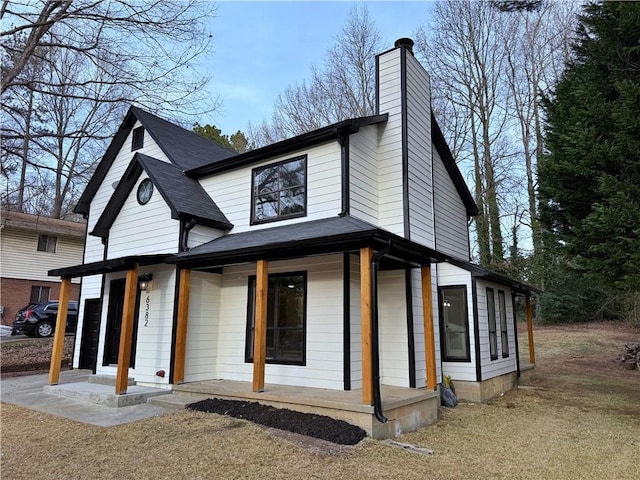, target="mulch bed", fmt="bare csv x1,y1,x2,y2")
187,398,367,446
